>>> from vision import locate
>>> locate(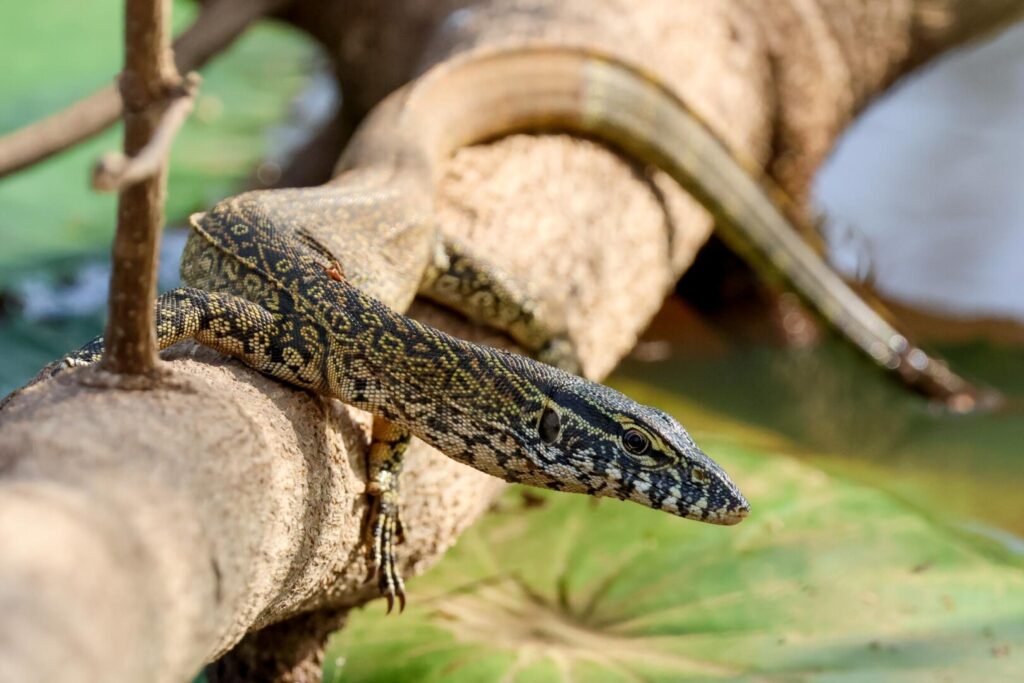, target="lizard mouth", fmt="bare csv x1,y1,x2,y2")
705,502,750,525
642,483,750,525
